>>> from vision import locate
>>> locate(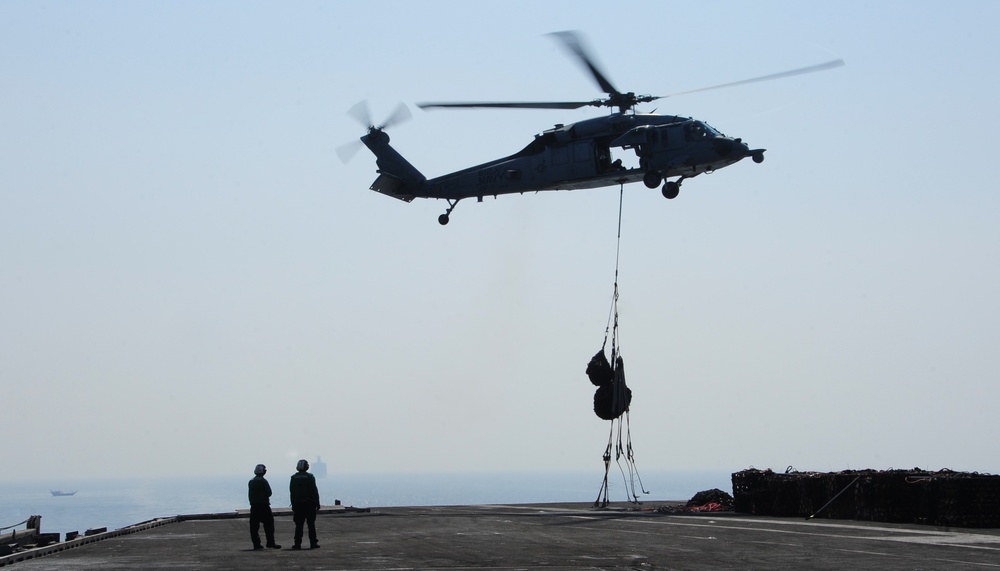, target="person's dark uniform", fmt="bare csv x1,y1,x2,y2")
248,464,280,550
289,459,320,549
